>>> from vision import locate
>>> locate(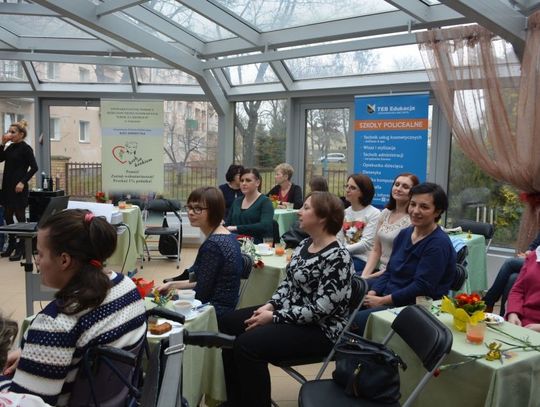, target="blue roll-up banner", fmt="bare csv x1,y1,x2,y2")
354,93,429,208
